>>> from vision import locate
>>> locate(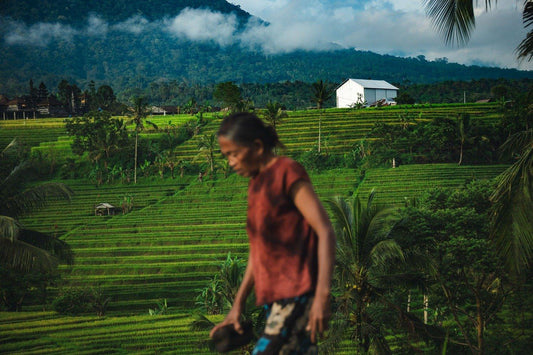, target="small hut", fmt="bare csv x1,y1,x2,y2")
95,203,120,216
